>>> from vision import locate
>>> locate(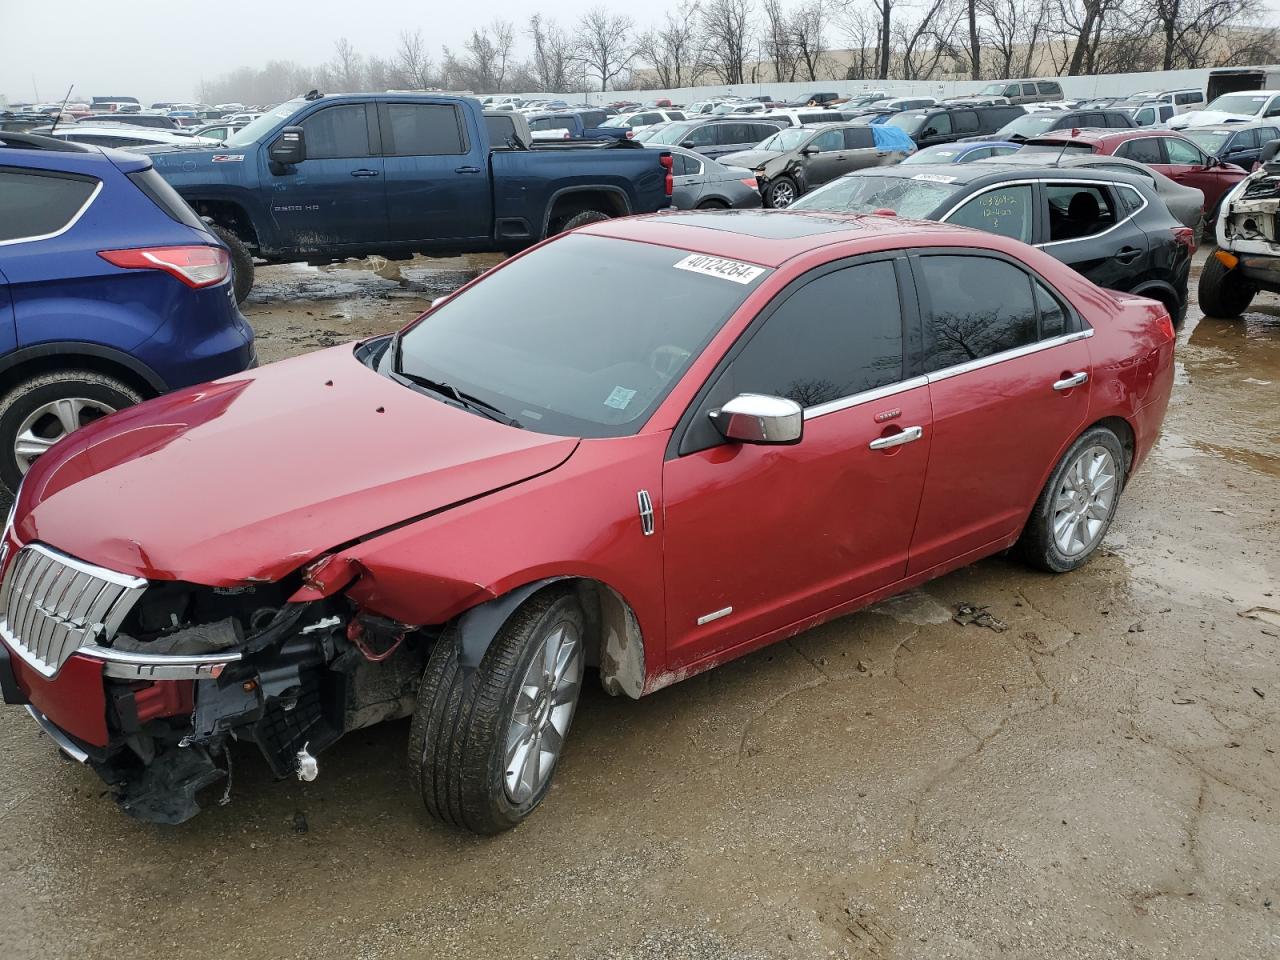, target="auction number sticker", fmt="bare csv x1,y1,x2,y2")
911,173,957,183
674,254,766,284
